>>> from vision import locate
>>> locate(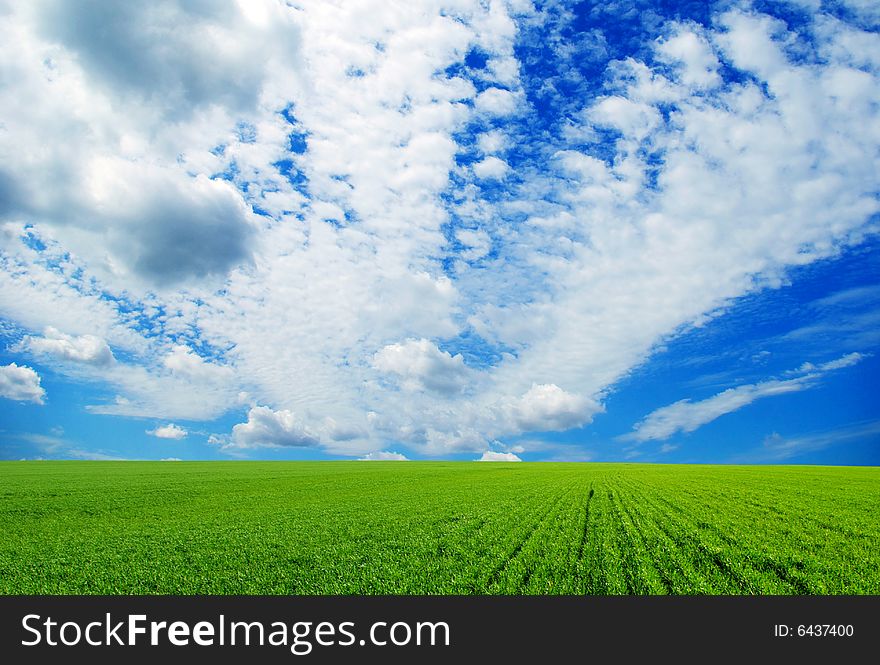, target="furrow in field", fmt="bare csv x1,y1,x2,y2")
484,480,583,593
604,480,668,594
518,478,595,593
614,475,786,593
572,479,629,594
609,478,713,593
608,481,681,594
670,485,840,594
